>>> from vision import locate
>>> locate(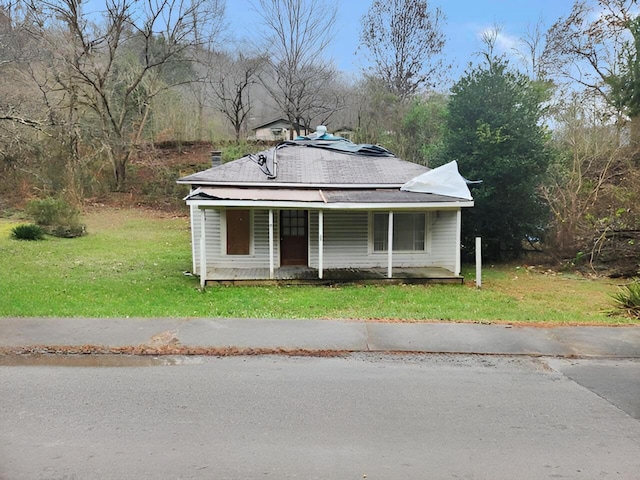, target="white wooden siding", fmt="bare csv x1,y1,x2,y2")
192,208,280,273
309,211,370,268
427,210,458,272
191,207,458,274
308,209,459,271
